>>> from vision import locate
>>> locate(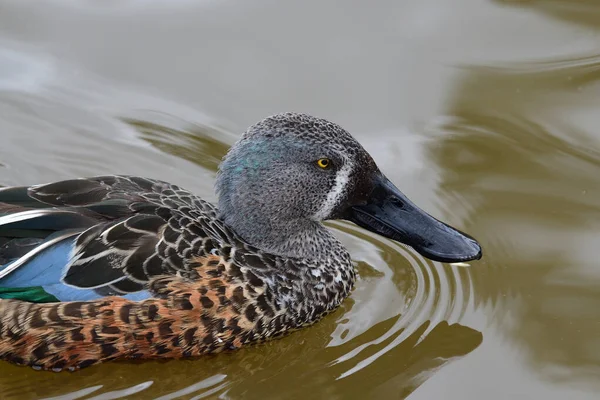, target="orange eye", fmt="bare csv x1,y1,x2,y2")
316,158,331,169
